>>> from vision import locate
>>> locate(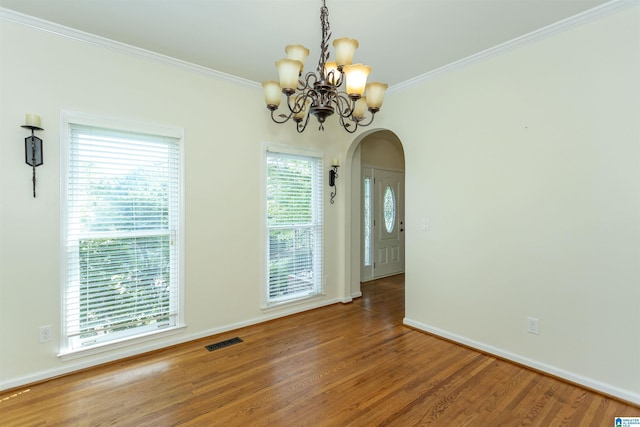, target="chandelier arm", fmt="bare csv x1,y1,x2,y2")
302,90,320,113
283,73,321,115
338,108,357,133
297,122,305,133
283,98,300,115
334,93,355,119
358,109,377,127
351,110,377,127
337,113,359,133
299,71,319,92
297,112,312,133
325,69,341,87
287,94,304,114
270,108,295,124
335,70,344,87
286,88,314,115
